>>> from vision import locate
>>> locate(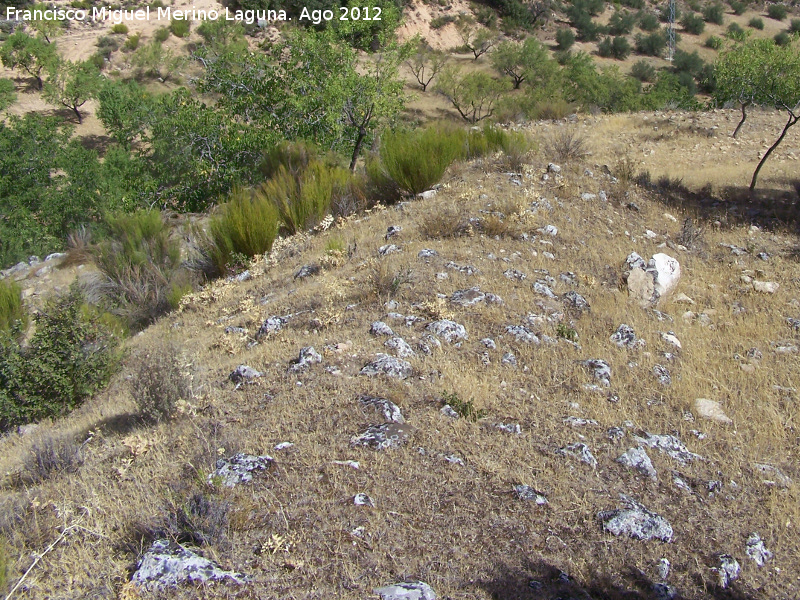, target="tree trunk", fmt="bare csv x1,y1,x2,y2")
732,103,748,138
72,106,83,124
750,113,798,191
350,129,366,171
